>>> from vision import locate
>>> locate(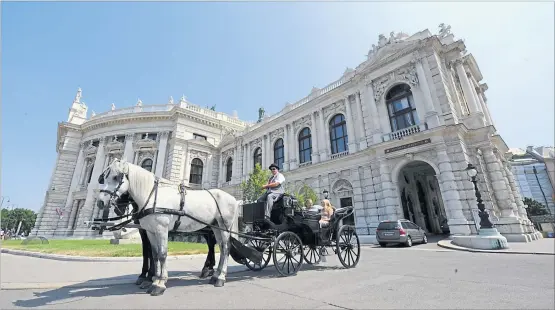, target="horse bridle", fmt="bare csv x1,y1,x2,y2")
98,168,126,208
